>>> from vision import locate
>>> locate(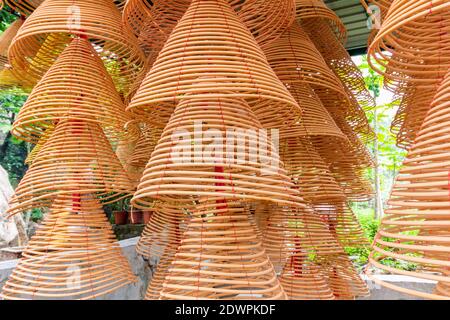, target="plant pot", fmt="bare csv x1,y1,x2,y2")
142,210,154,225
114,211,128,225
129,210,143,225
